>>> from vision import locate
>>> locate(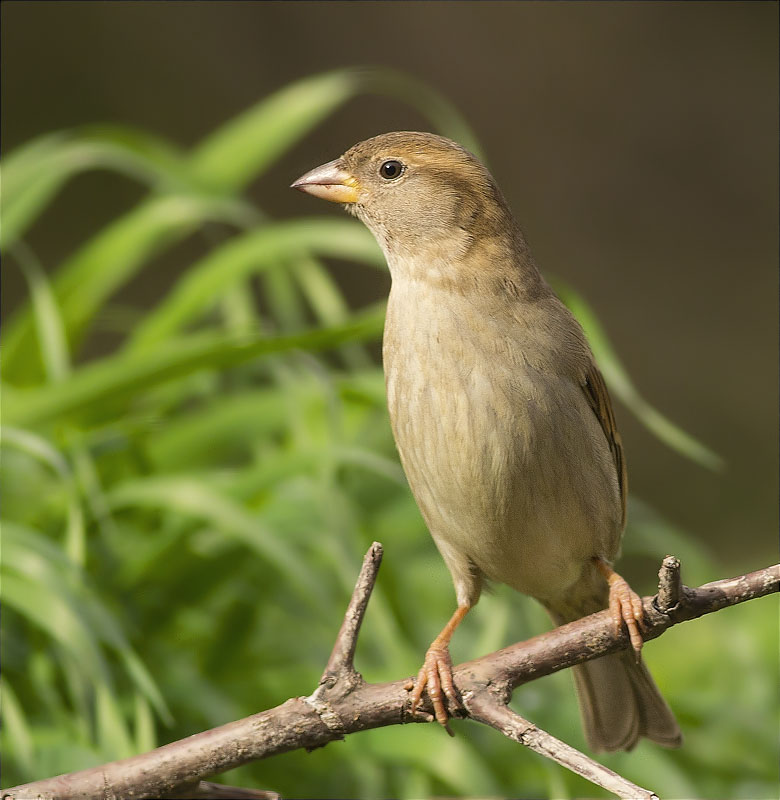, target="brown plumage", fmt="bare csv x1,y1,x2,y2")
292,131,681,752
